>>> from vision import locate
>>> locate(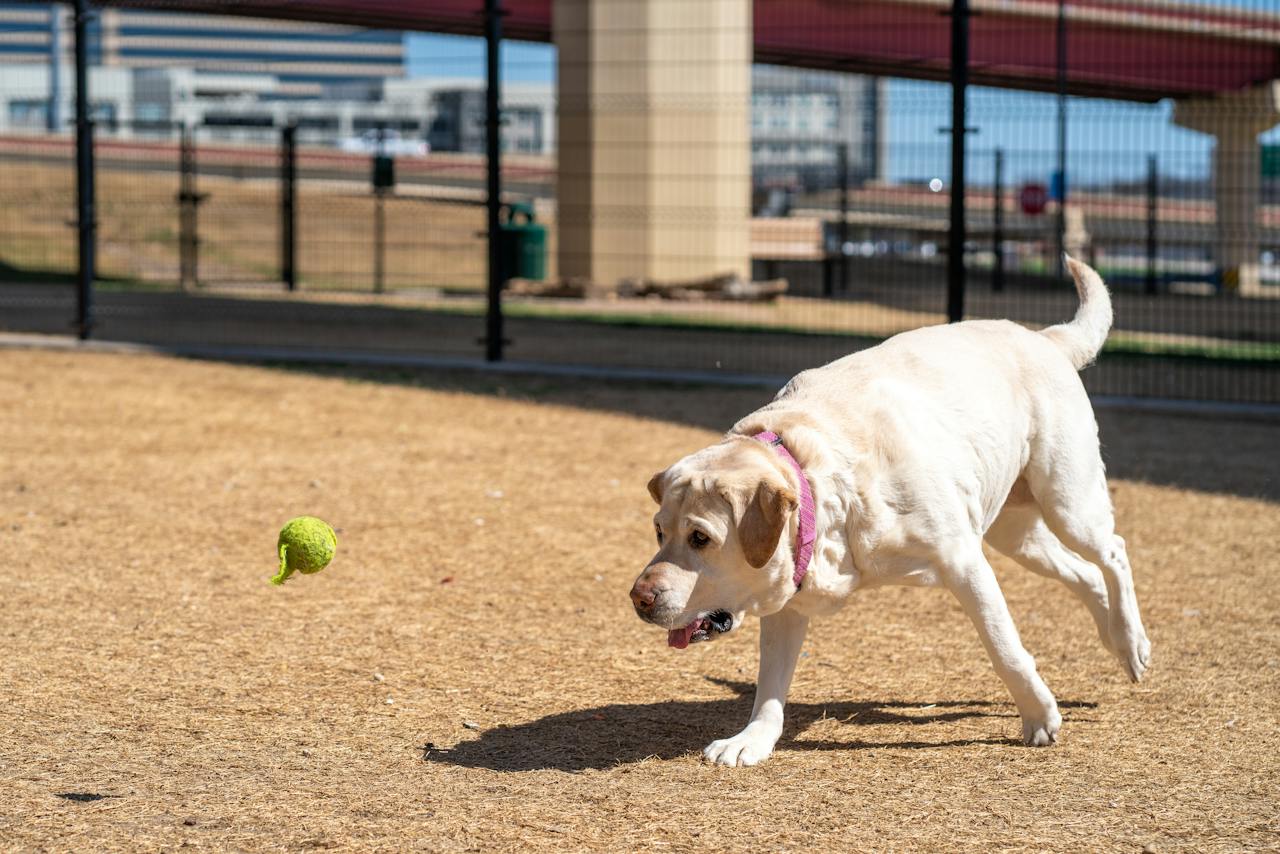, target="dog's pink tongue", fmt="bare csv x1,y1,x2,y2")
668,621,699,650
